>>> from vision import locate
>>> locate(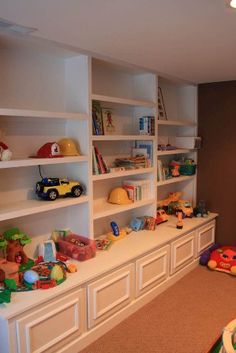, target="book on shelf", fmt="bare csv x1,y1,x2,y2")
123,179,151,201
92,146,99,175
114,155,148,169
92,101,104,135
139,116,155,135
93,146,109,174
134,140,153,166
